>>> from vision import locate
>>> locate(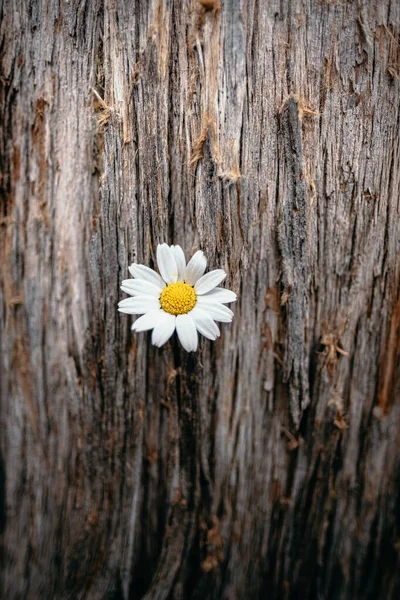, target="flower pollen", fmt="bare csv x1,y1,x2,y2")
160,282,197,315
